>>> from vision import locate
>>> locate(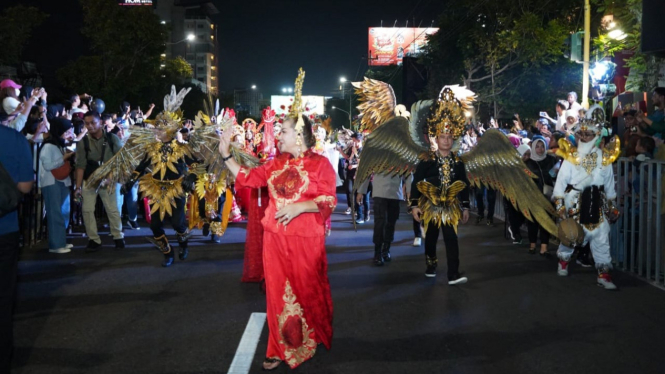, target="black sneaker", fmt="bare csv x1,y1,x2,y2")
114,239,125,249
425,265,436,277
85,240,102,253
512,236,523,245
127,220,140,230
211,234,221,243
475,216,483,225
448,274,468,285
487,218,495,227
576,258,593,268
